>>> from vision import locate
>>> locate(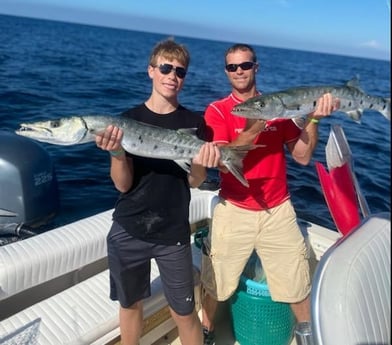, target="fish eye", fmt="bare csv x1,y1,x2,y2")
256,100,265,108
50,120,61,128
